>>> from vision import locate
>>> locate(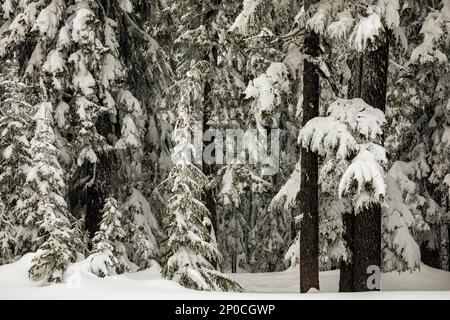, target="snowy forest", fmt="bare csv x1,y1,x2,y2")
0,0,449,295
